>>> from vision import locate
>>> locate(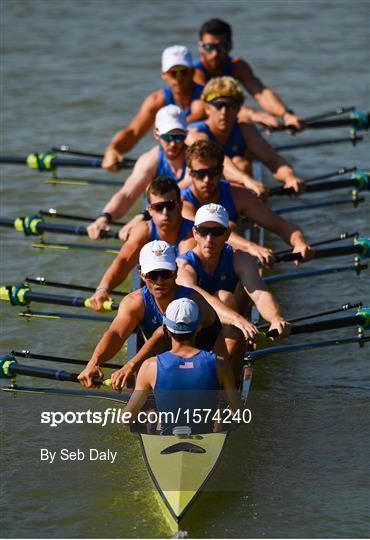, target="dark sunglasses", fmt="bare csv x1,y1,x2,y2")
167,66,191,77
189,166,223,180
149,199,178,212
195,226,227,237
201,42,230,53
143,269,175,282
160,133,186,143
208,99,239,111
